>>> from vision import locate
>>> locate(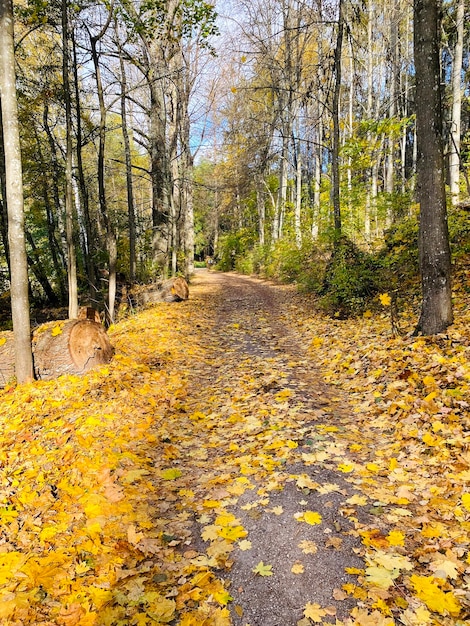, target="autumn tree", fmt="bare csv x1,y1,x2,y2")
413,0,453,334
0,0,33,383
